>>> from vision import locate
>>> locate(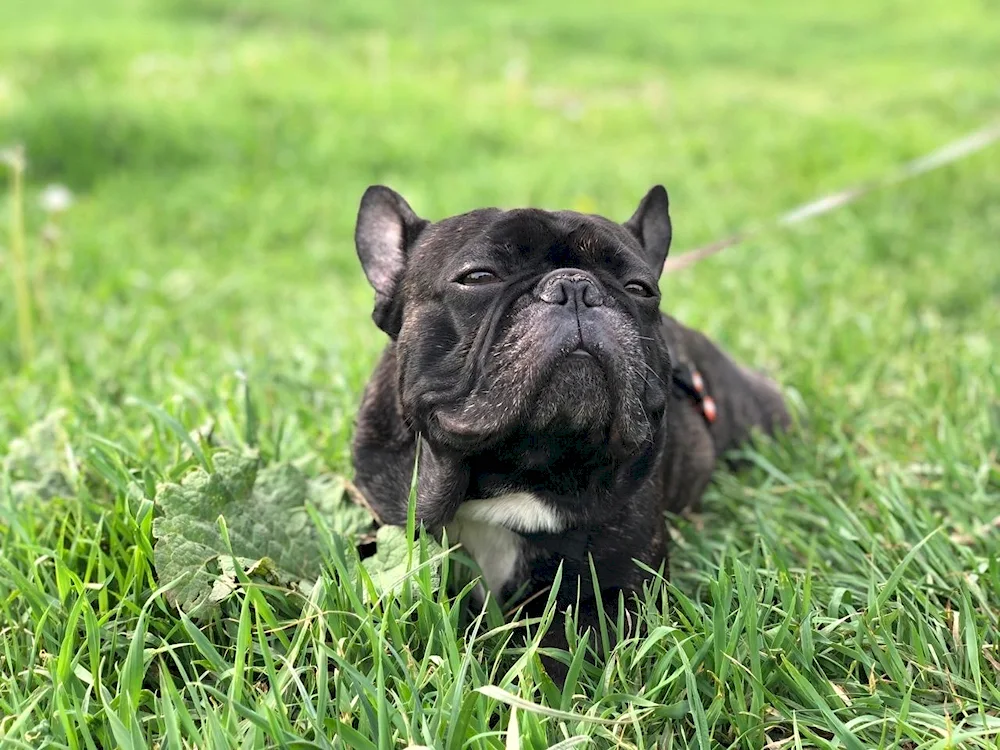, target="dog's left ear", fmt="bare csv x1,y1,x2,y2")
355,185,429,337
623,185,672,277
